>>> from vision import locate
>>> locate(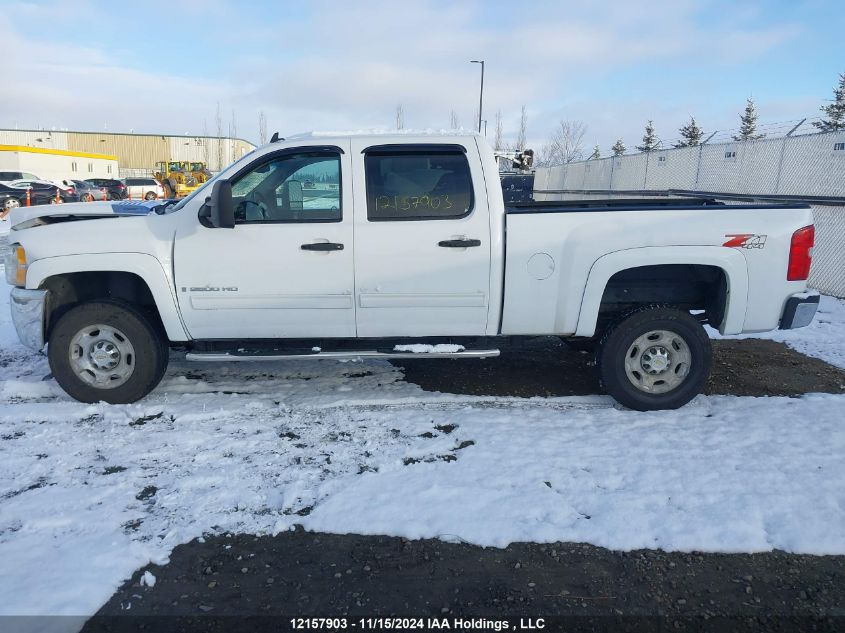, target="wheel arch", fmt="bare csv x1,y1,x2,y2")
27,253,189,342
575,246,749,338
